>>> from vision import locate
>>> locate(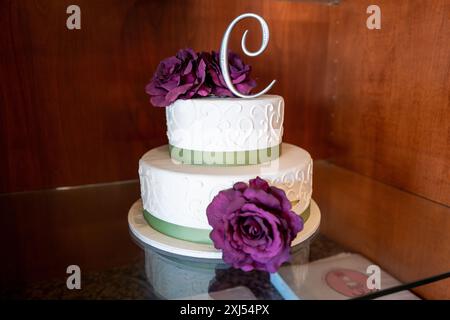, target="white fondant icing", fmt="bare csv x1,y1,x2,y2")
166,95,284,153
128,199,321,260
139,143,312,229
